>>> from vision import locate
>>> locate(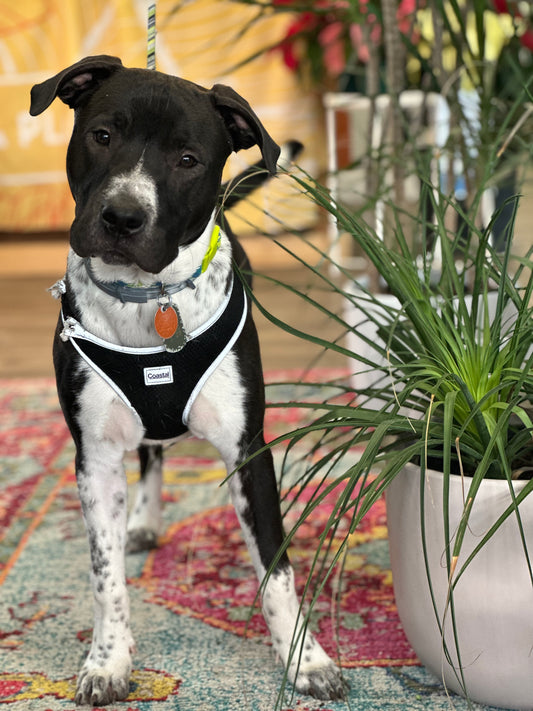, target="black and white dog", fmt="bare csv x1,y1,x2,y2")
30,55,345,706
